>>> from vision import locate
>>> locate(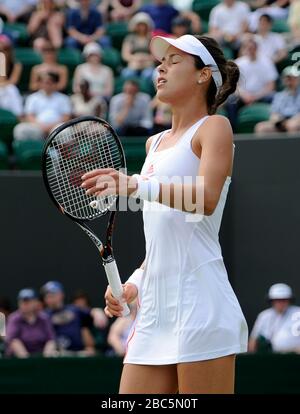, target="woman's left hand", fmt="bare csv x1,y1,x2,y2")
81,168,138,198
